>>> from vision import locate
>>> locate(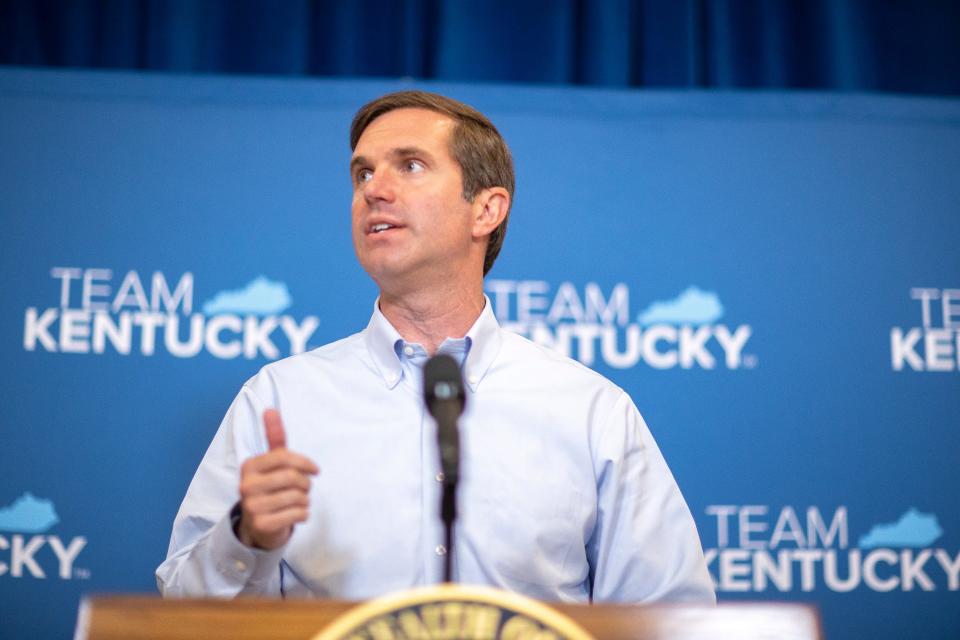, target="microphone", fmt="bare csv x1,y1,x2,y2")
424,354,466,484
423,354,465,583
